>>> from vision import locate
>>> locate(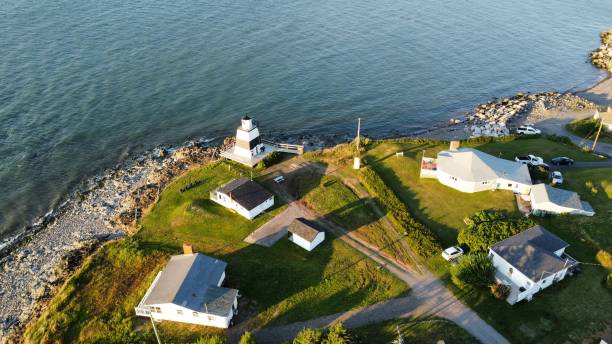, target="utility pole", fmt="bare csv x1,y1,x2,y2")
591,118,604,152
353,118,362,170
150,316,162,344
